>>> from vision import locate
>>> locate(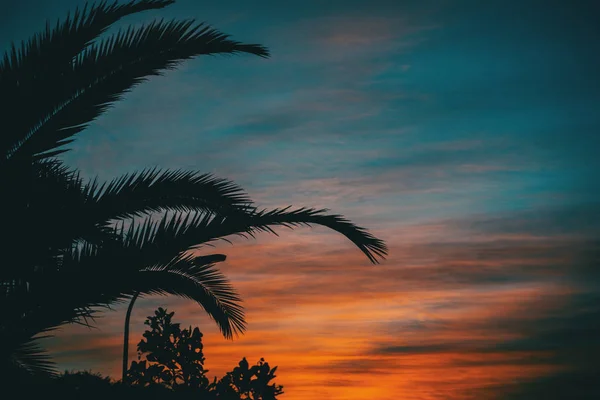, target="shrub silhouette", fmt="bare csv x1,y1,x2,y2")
54,370,113,395
127,307,284,399
127,307,212,392
215,357,284,400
